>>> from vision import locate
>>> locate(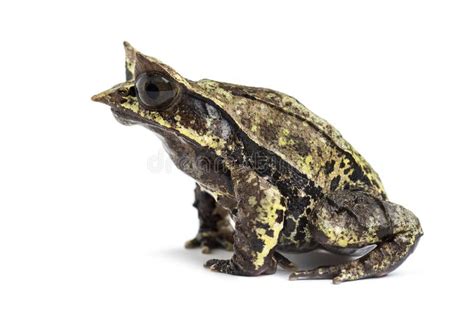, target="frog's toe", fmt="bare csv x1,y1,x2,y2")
289,264,386,283
204,259,237,274
184,237,201,248
185,232,234,254
184,237,213,254
332,274,351,284
288,266,335,281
